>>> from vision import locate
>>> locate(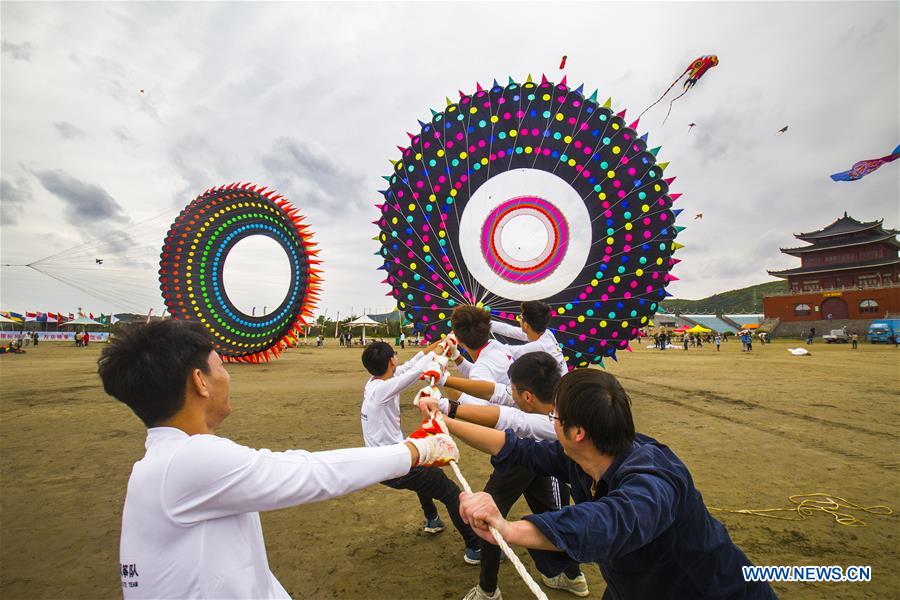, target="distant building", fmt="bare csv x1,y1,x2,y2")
764,212,900,320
